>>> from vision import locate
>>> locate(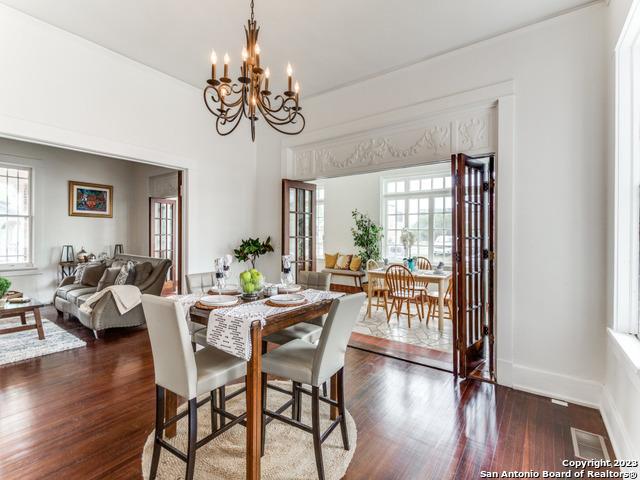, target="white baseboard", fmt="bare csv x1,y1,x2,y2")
508,363,602,408
600,387,637,469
